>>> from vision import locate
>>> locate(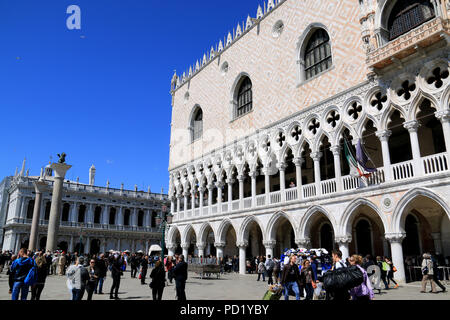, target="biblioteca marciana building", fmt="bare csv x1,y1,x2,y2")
166,0,450,282
0,160,170,254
